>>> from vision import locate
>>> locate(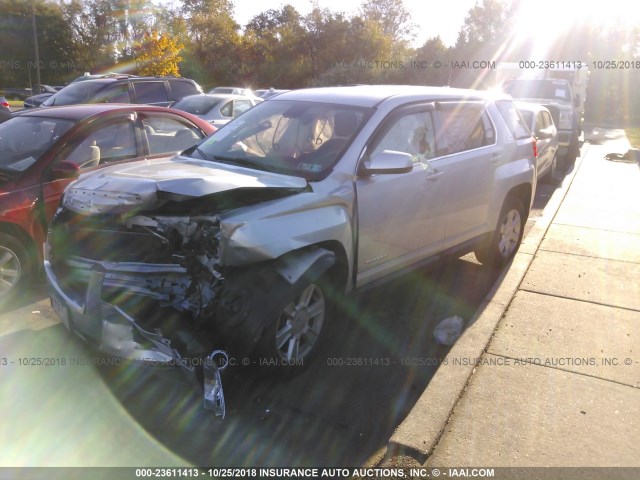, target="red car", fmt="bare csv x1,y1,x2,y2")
0,104,215,301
